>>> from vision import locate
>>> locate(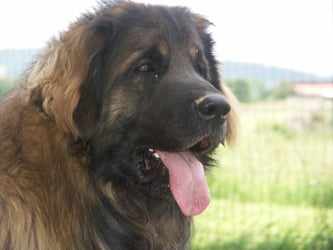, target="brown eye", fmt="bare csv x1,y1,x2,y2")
137,64,151,72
